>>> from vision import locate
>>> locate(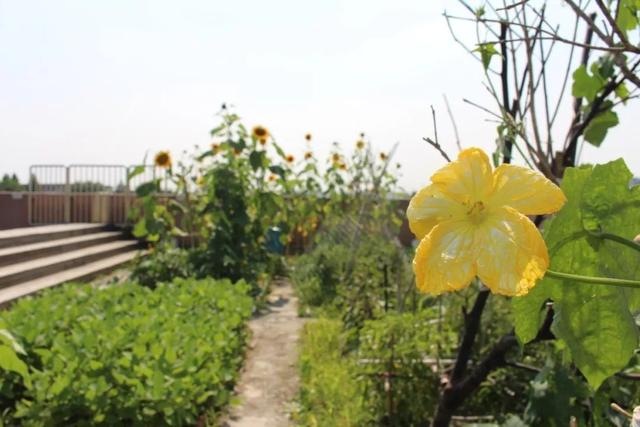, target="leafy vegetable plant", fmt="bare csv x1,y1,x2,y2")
0,278,253,426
